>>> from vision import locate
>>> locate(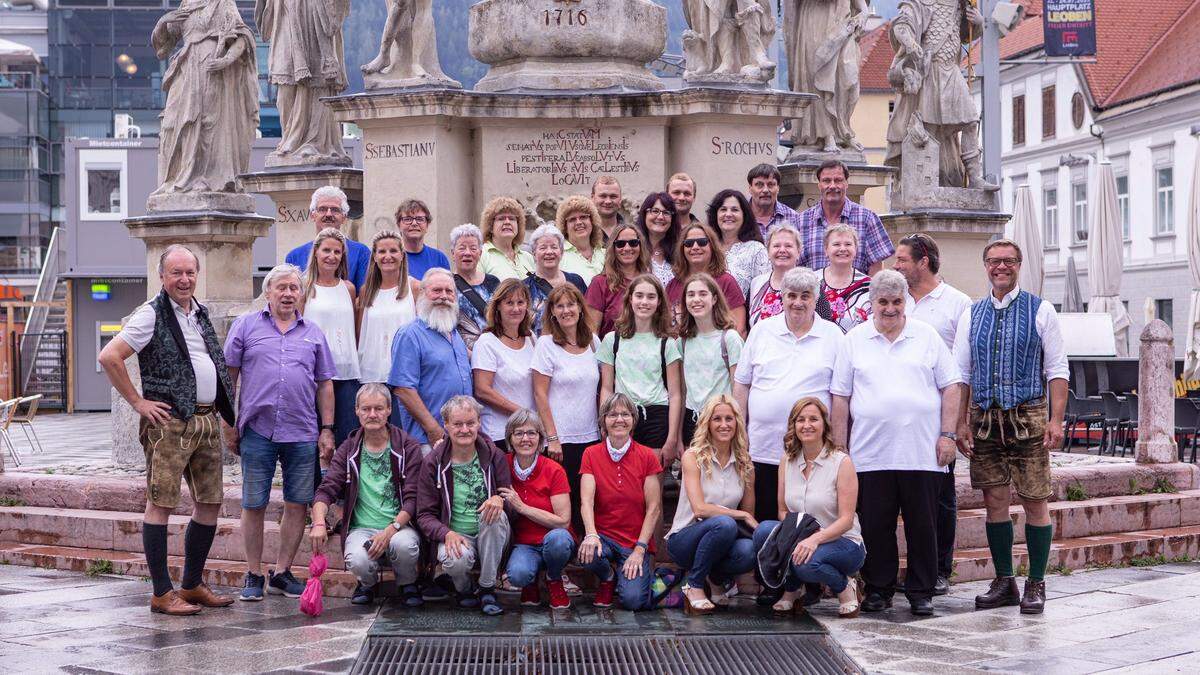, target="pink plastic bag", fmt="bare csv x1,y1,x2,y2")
299,551,328,616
